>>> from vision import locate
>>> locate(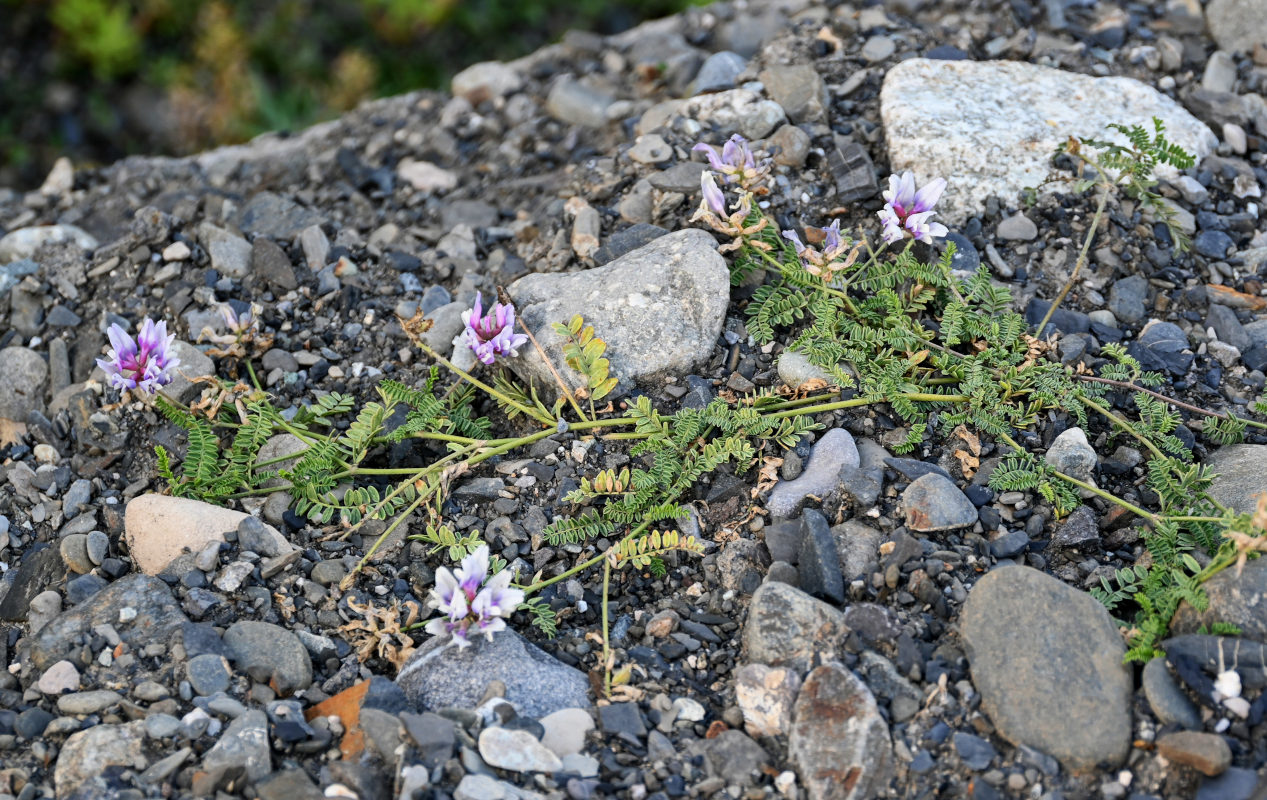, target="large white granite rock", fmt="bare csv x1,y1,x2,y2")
880,59,1217,224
